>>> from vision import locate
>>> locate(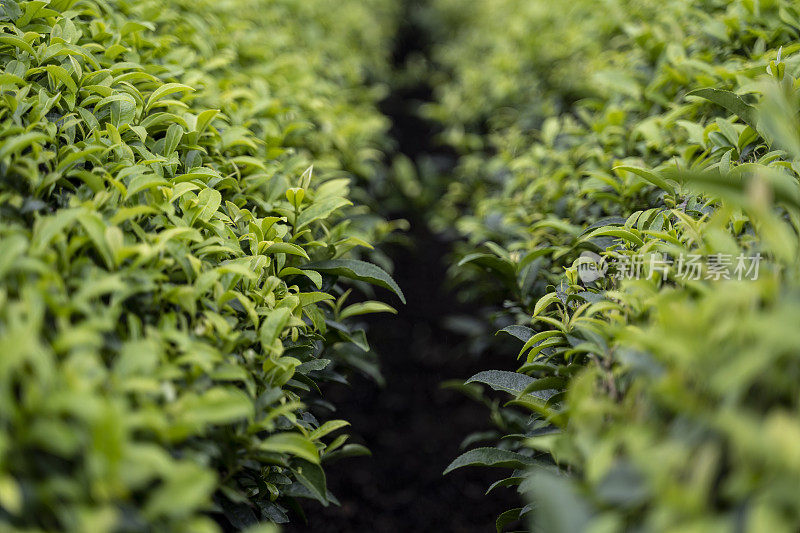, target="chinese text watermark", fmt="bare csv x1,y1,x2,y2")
577,251,761,283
